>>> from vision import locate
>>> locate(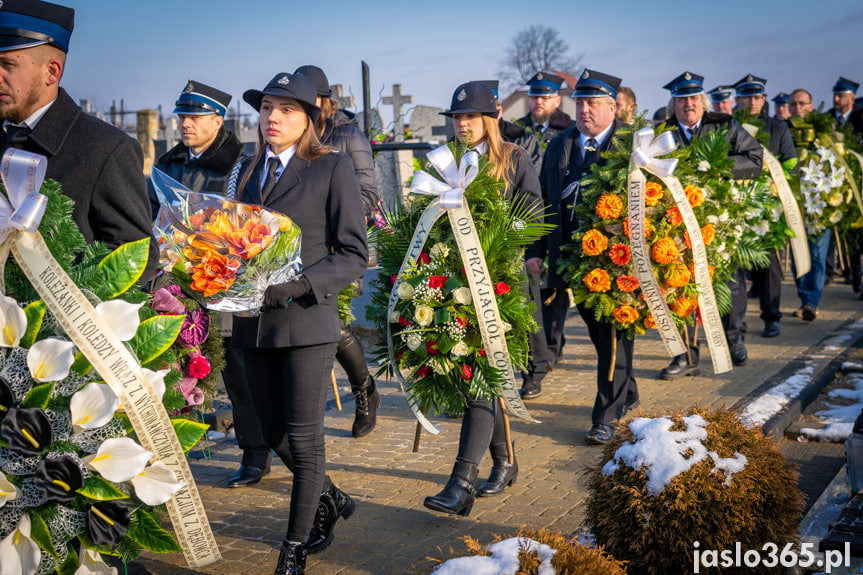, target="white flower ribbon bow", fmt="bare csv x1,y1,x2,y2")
410,146,480,209
632,127,678,177
0,149,48,241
